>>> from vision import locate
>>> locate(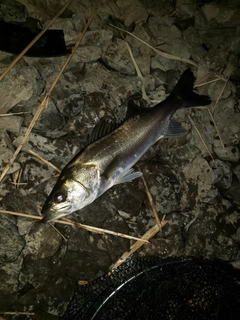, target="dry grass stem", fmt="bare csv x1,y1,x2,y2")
0,210,147,243
0,3,99,183
26,149,61,173
207,108,226,151
108,23,200,68
194,72,211,87
125,42,149,101
49,222,68,241
137,165,162,228
188,115,214,160
0,112,30,117
0,209,43,220
194,77,222,88
111,220,168,270
0,312,34,316
12,169,21,187
0,0,73,81
0,96,50,183
78,280,89,285
11,168,25,187
212,78,229,113
62,217,148,243
11,182,27,186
